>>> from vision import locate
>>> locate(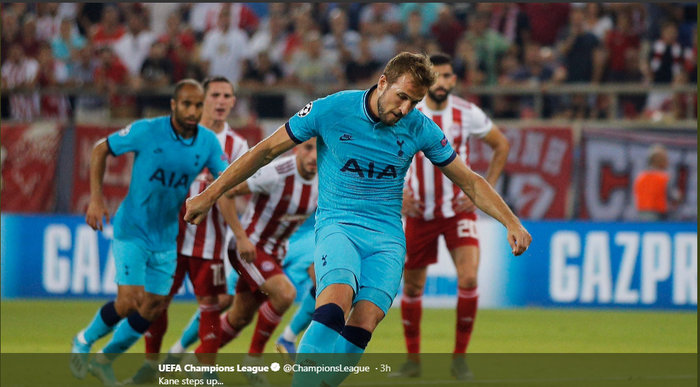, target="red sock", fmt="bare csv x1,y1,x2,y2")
249,301,283,354
217,311,240,349
401,293,423,359
145,309,168,354
454,287,478,356
195,304,221,364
